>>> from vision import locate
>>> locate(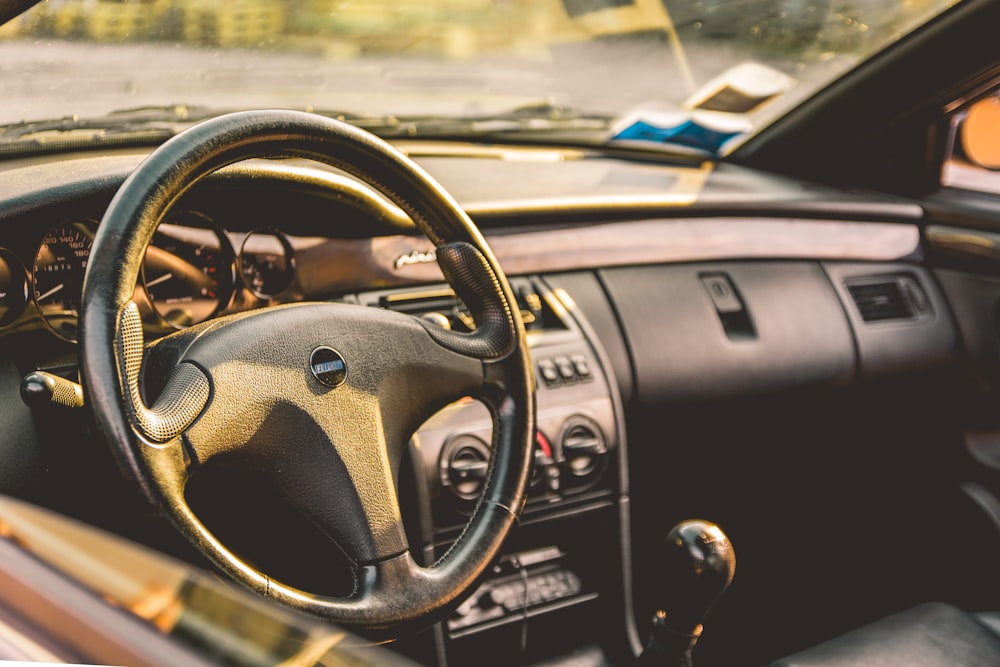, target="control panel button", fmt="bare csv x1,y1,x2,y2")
570,353,592,380
546,466,561,492
701,273,744,313
554,356,577,383
537,359,561,387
